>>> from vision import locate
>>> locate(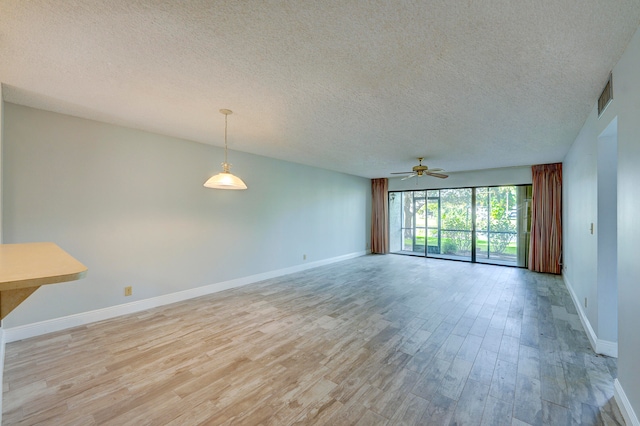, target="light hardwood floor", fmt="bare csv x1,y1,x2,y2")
2,255,624,425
